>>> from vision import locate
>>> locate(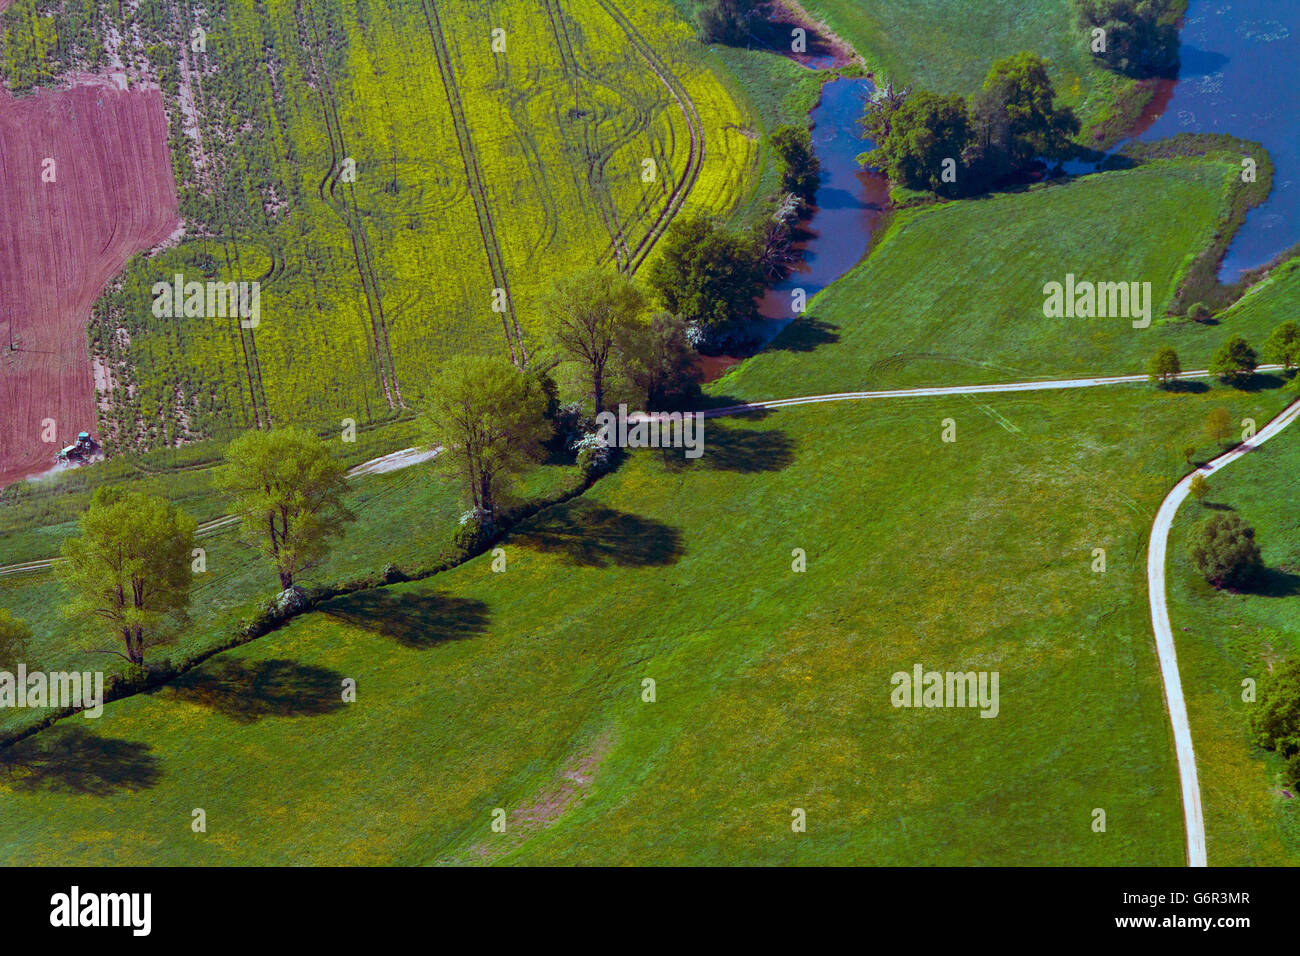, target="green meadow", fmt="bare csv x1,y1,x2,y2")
795,0,1148,137
725,156,1283,400
1,381,1292,864
1167,412,1300,866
